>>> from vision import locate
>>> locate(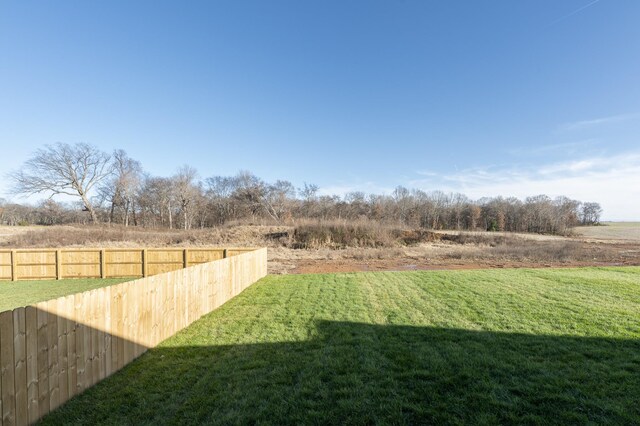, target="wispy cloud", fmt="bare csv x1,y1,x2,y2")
508,139,599,156
415,170,439,177
537,158,596,175
549,0,600,26
561,112,640,131
408,152,640,221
